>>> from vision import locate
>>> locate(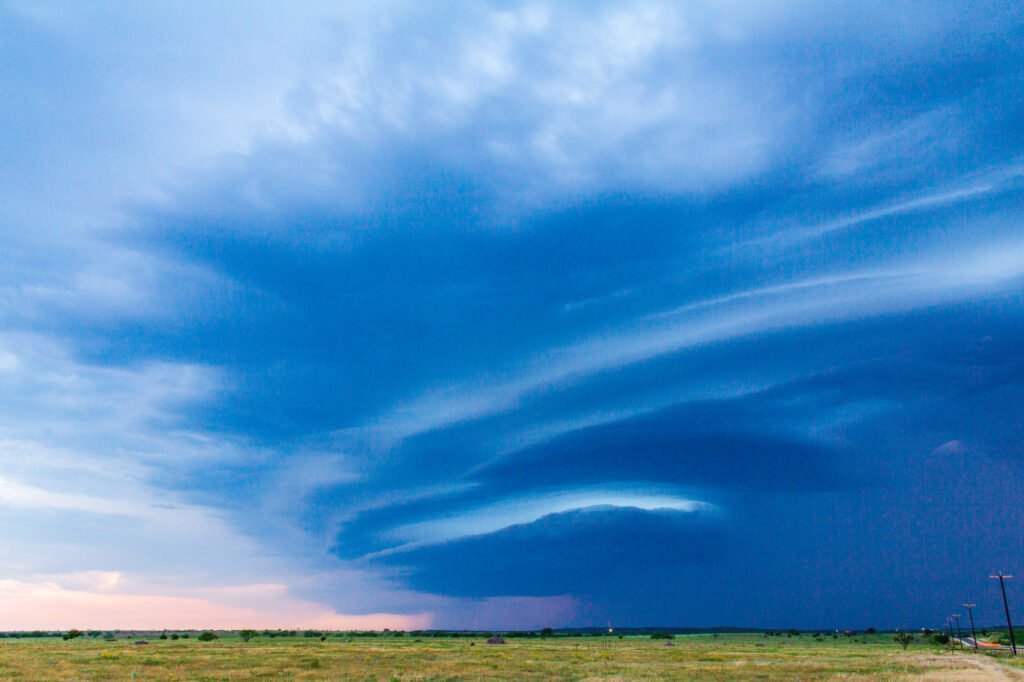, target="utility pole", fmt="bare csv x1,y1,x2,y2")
946,617,955,648
991,573,1017,656
963,603,978,652
952,614,963,649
